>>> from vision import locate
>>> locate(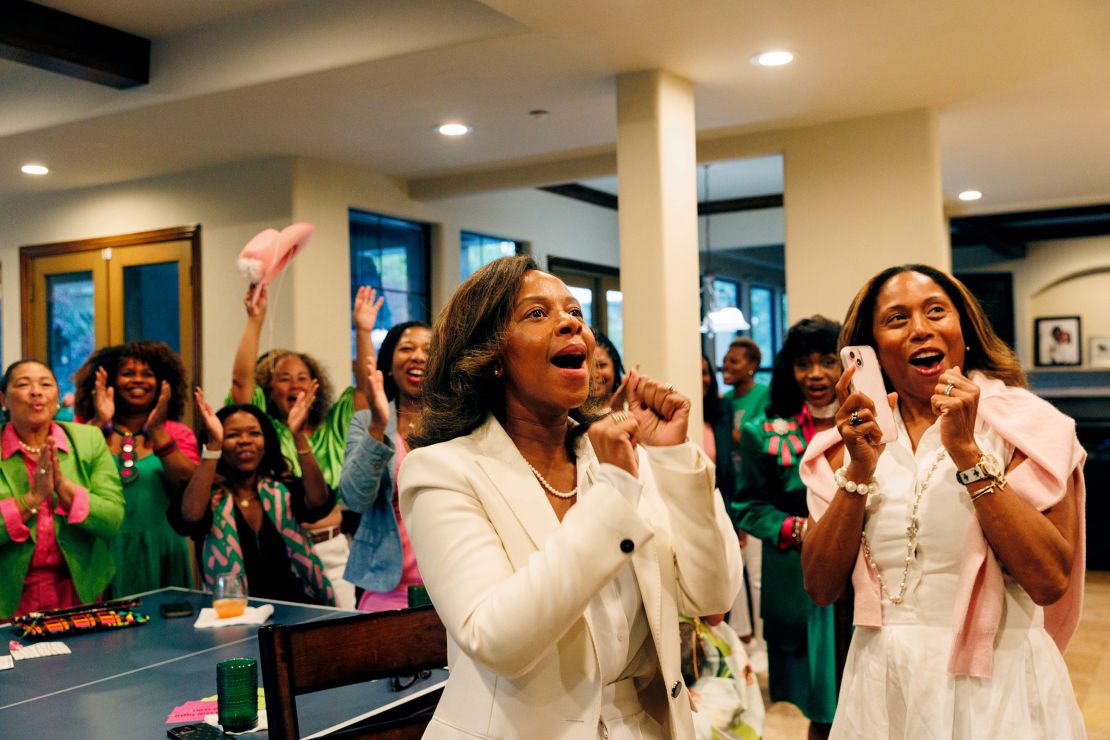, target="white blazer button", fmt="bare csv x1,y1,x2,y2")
670,680,681,698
